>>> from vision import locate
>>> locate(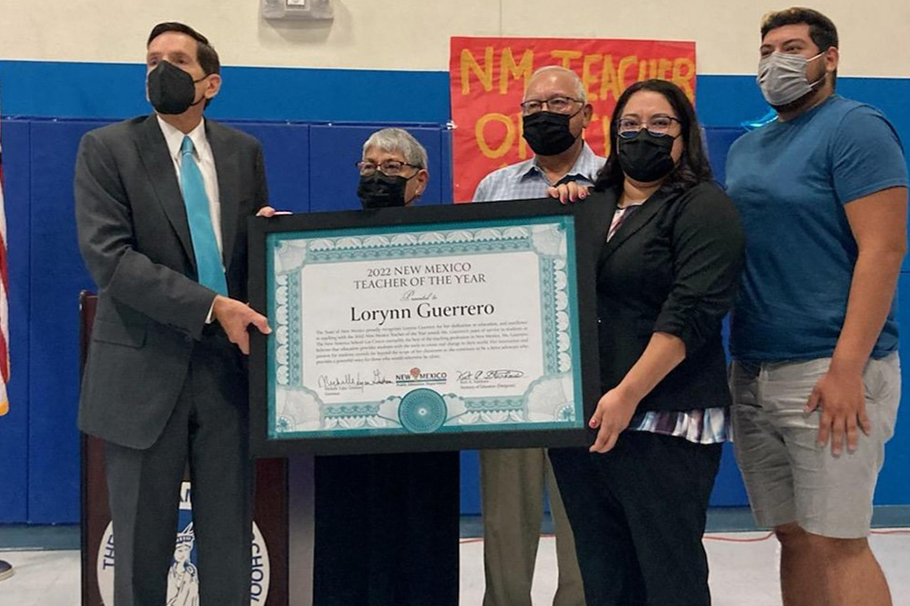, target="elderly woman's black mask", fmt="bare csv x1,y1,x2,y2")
357,172,415,208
